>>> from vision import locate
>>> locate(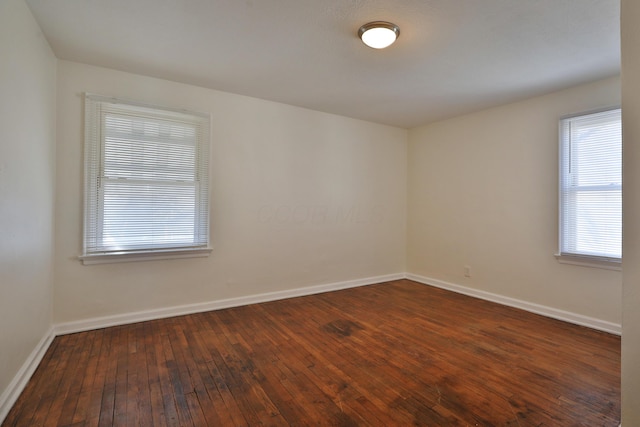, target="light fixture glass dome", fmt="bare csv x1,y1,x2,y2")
358,21,400,49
